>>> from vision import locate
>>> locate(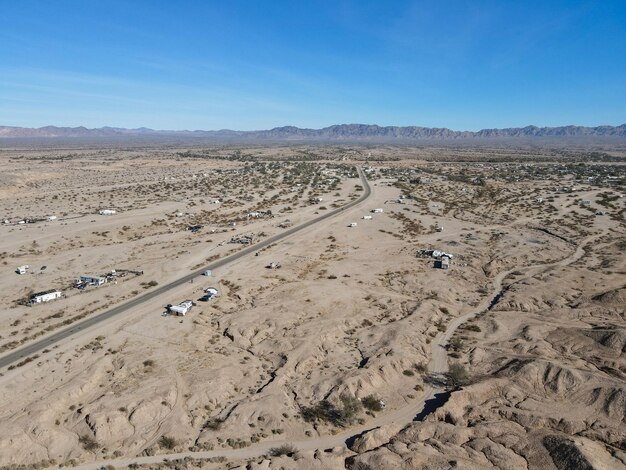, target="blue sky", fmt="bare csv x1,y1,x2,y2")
1,0,624,130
